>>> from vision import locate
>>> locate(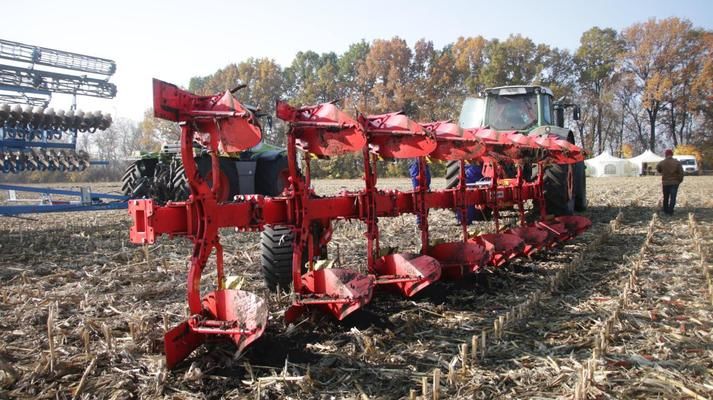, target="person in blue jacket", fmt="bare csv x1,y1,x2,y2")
408,159,431,224
456,162,485,224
